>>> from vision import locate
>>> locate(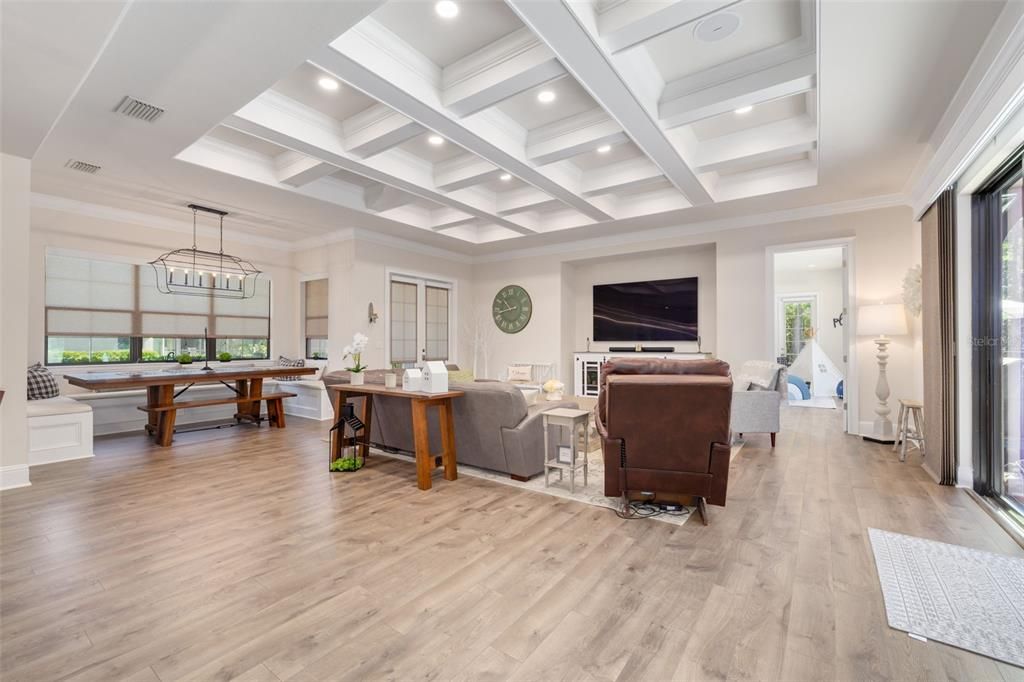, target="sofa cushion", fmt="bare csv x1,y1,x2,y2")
27,396,92,417
27,363,60,401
